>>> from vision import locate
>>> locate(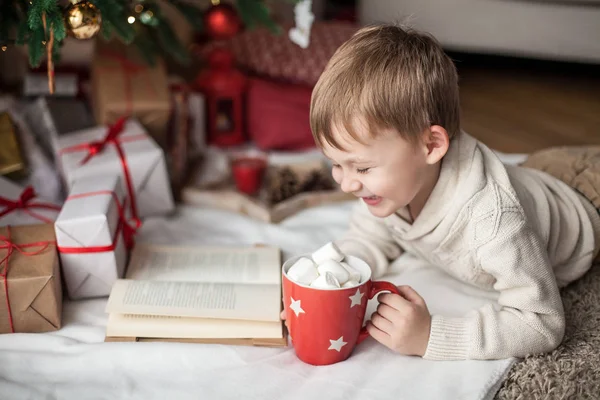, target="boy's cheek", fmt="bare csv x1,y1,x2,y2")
331,169,342,185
